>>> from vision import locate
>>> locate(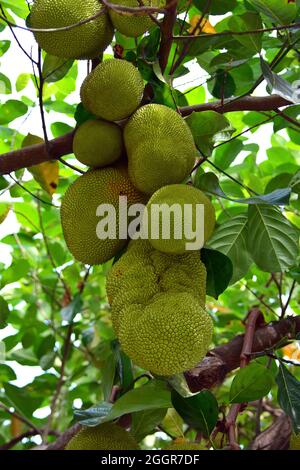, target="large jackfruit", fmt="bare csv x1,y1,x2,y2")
30,0,113,59
106,239,212,376
124,104,198,194
145,184,216,254
81,59,144,122
60,167,146,265
65,423,139,450
73,119,123,168
109,0,159,37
